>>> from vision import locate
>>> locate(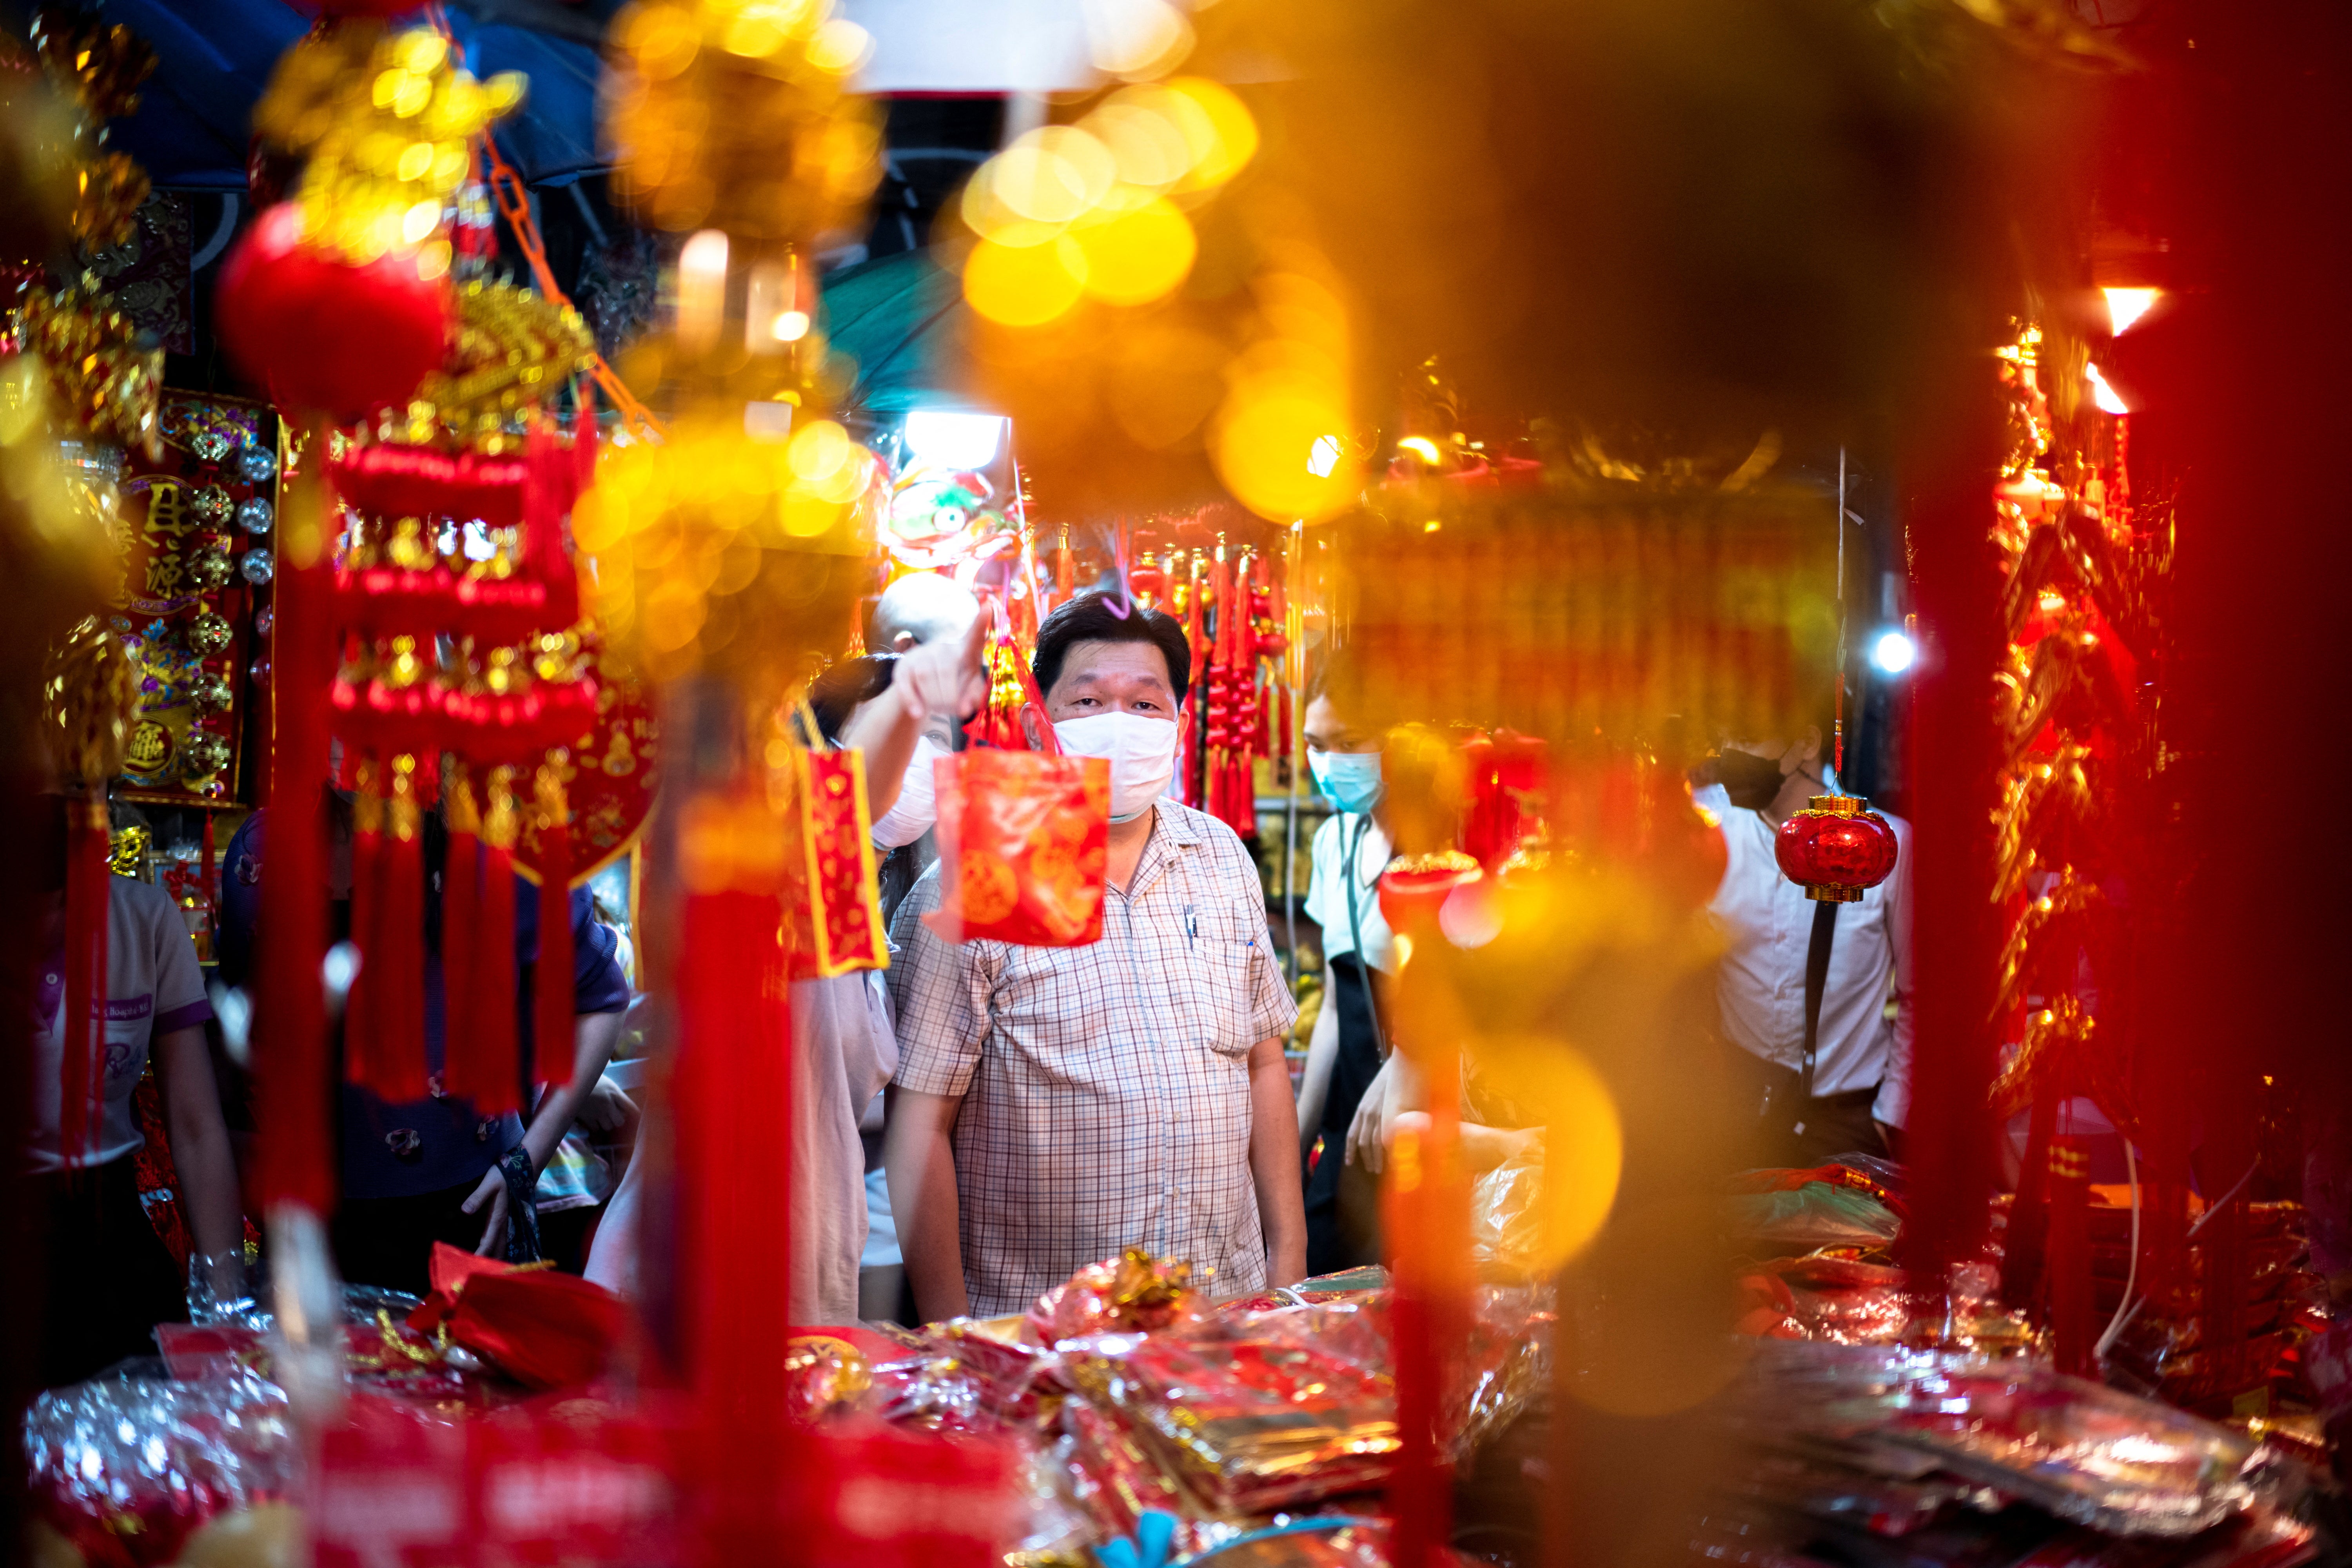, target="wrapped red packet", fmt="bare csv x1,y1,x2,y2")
779,740,889,980
1061,1305,1400,1514
925,748,1109,947
1029,1249,1207,1346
